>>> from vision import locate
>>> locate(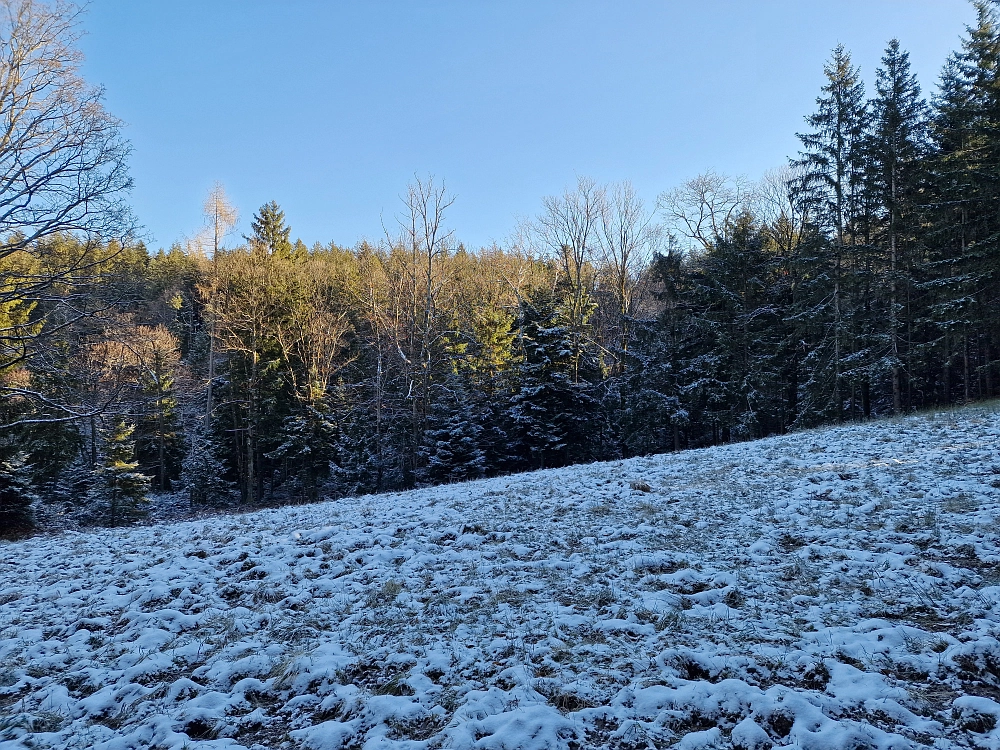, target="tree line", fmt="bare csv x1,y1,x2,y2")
3,0,1000,532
